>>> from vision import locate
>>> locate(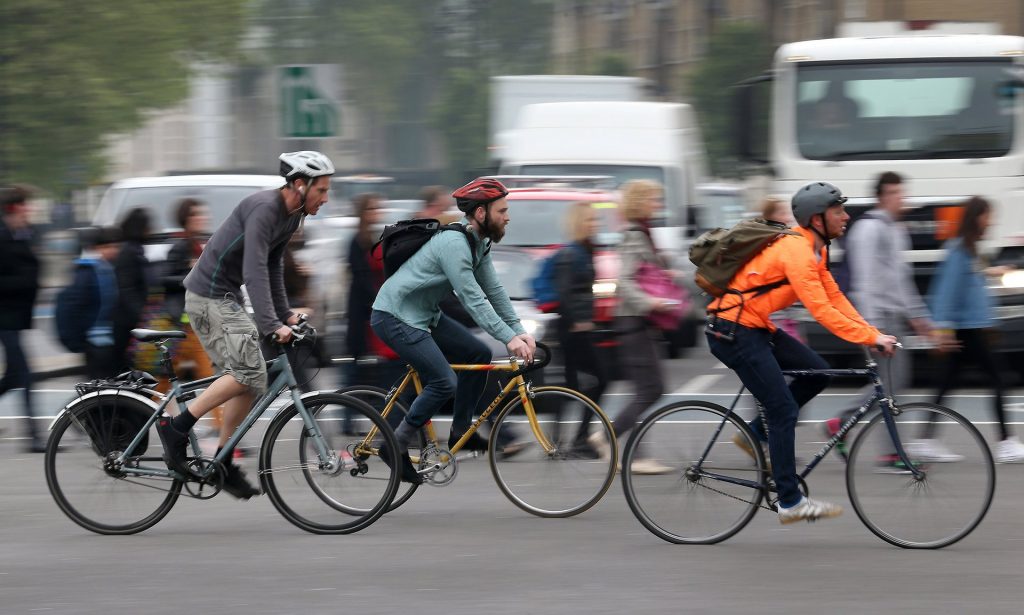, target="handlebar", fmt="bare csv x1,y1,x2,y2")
509,341,552,378
862,340,903,362
266,313,316,346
